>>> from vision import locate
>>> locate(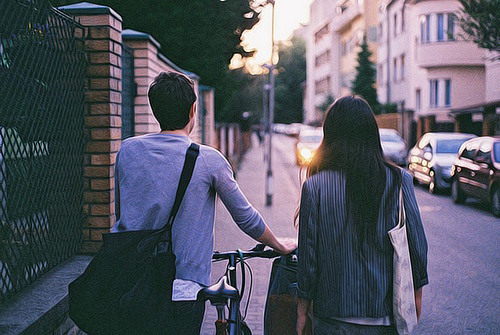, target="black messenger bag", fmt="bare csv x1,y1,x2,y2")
68,143,199,335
